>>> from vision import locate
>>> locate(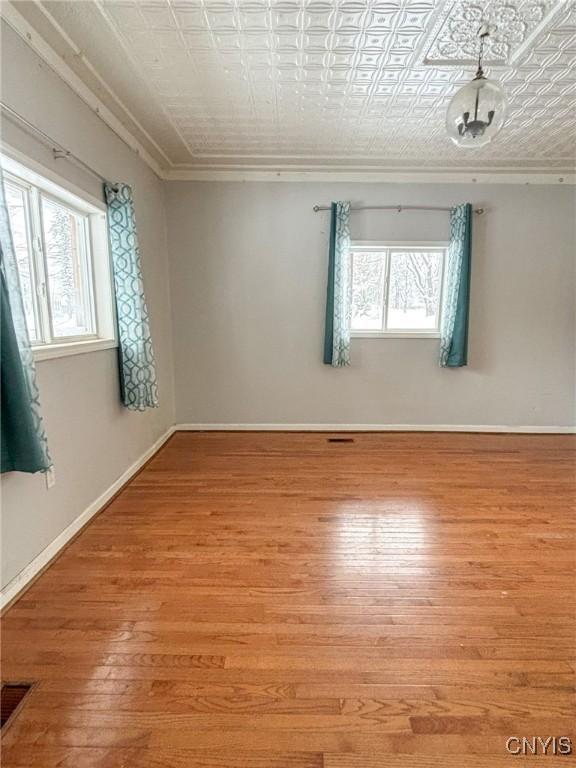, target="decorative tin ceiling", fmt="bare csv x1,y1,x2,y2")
9,1,576,171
